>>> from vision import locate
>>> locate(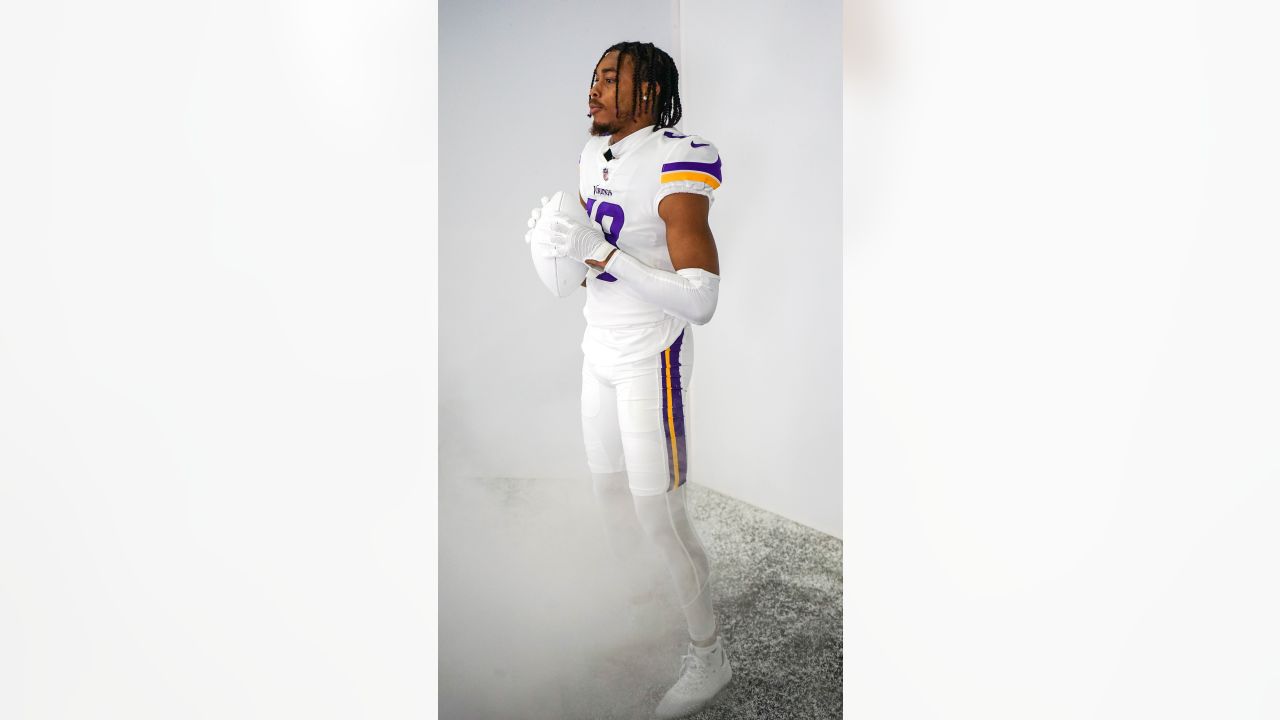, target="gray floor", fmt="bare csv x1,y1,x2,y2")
439,478,842,720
